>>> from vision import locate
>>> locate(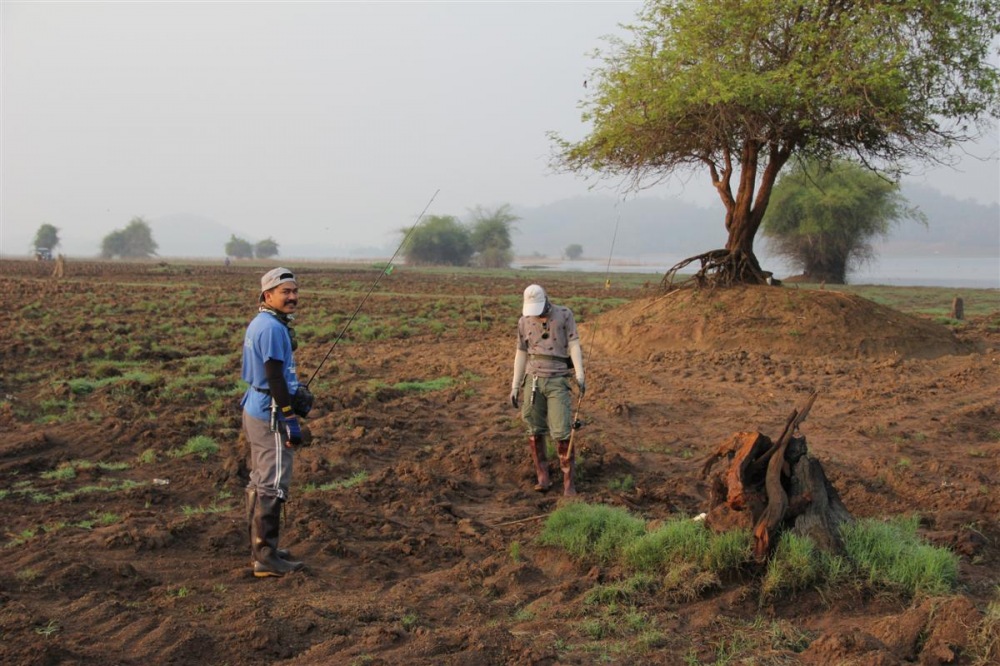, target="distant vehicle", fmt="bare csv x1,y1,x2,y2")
35,248,53,261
